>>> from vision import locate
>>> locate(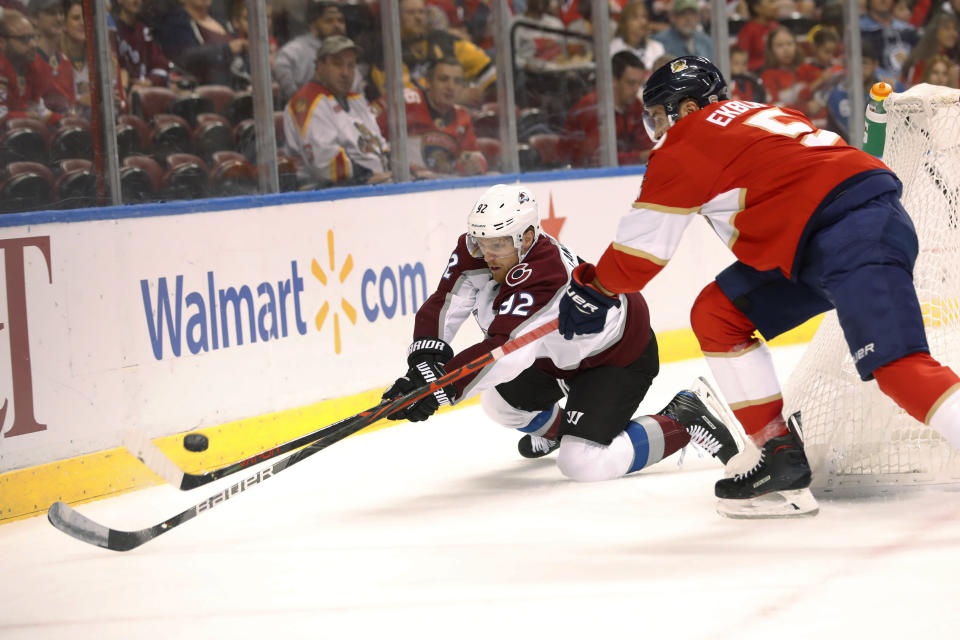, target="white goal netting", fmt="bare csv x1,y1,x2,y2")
783,83,960,495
